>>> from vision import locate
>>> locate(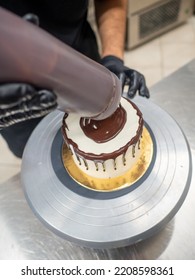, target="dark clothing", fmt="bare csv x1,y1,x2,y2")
0,0,100,60
1,117,44,158
0,0,100,158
